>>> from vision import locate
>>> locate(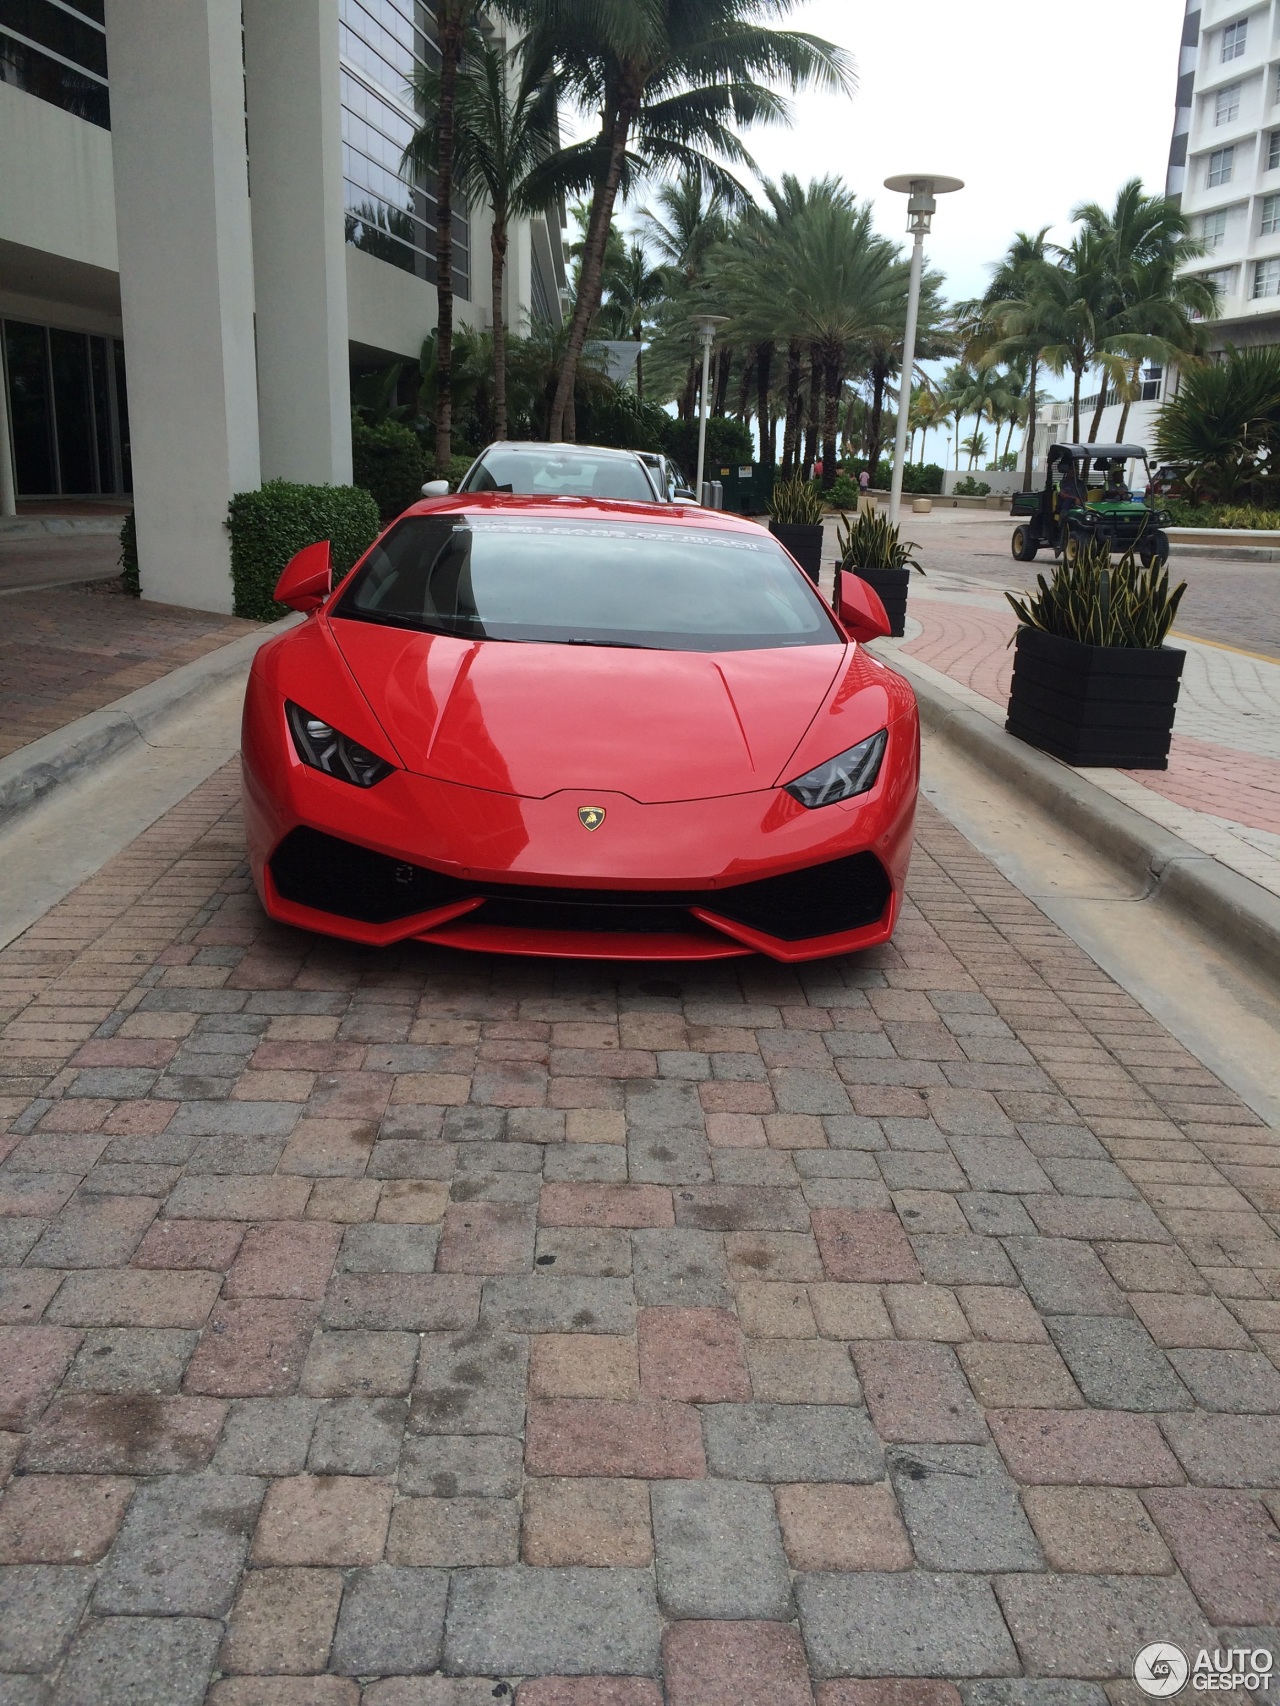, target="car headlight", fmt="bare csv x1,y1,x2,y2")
784,729,887,808
285,700,393,788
